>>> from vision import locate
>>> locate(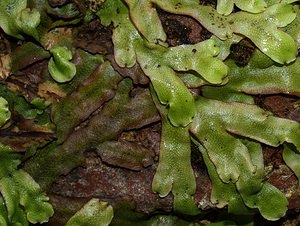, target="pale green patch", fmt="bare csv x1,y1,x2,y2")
191,98,300,182
229,2,297,64
16,8,40,40
0,196,8,226
11,170,54,224
211,35,243,61
151,88,200,215
0,0,40,40
190,98,294,220
196,140,252,216
202,53,300,99
151,0,297,64
243,183,288,221
283,144,300,185
97,0,139,67
0,144,20,179
217,0,267,15
99,0,228,127
283,5,300,49
66,199,113,226
0,144,53,225
135,39,227,126
165,40,228,84
124,0,166,44
0,97,10,128
48,46,76,83
177,35,240,89
265,0,299,5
